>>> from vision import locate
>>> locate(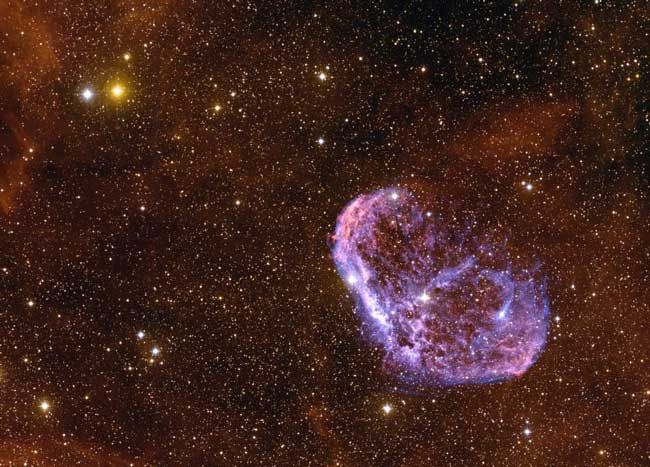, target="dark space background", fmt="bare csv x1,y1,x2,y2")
0,0,648,465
